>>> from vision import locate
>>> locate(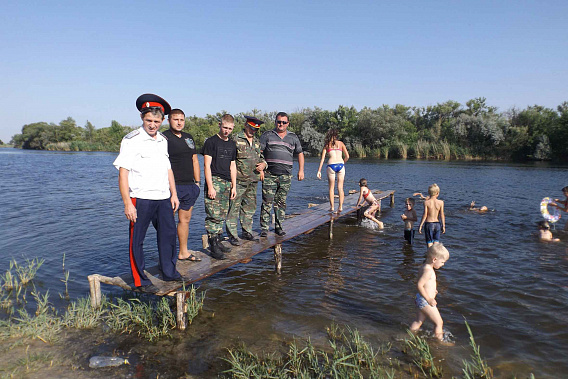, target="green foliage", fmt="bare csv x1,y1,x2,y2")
9,99,568,161
222,324,395,378
462,321,494,379
404,330,443,378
